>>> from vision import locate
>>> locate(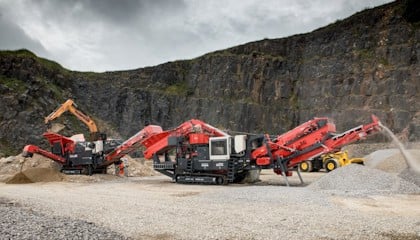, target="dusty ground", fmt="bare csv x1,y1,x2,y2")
0,171,419,239
0,142,419,239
